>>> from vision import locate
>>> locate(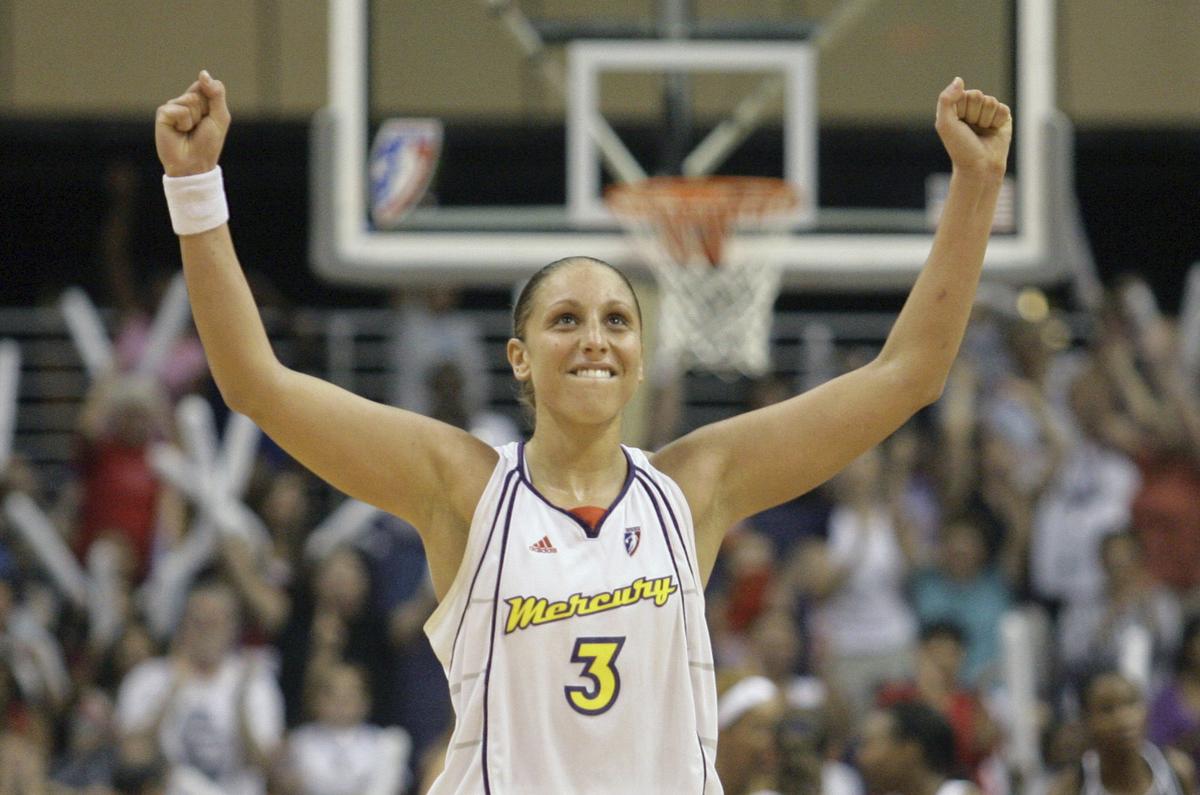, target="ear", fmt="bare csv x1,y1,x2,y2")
507,338,530,381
